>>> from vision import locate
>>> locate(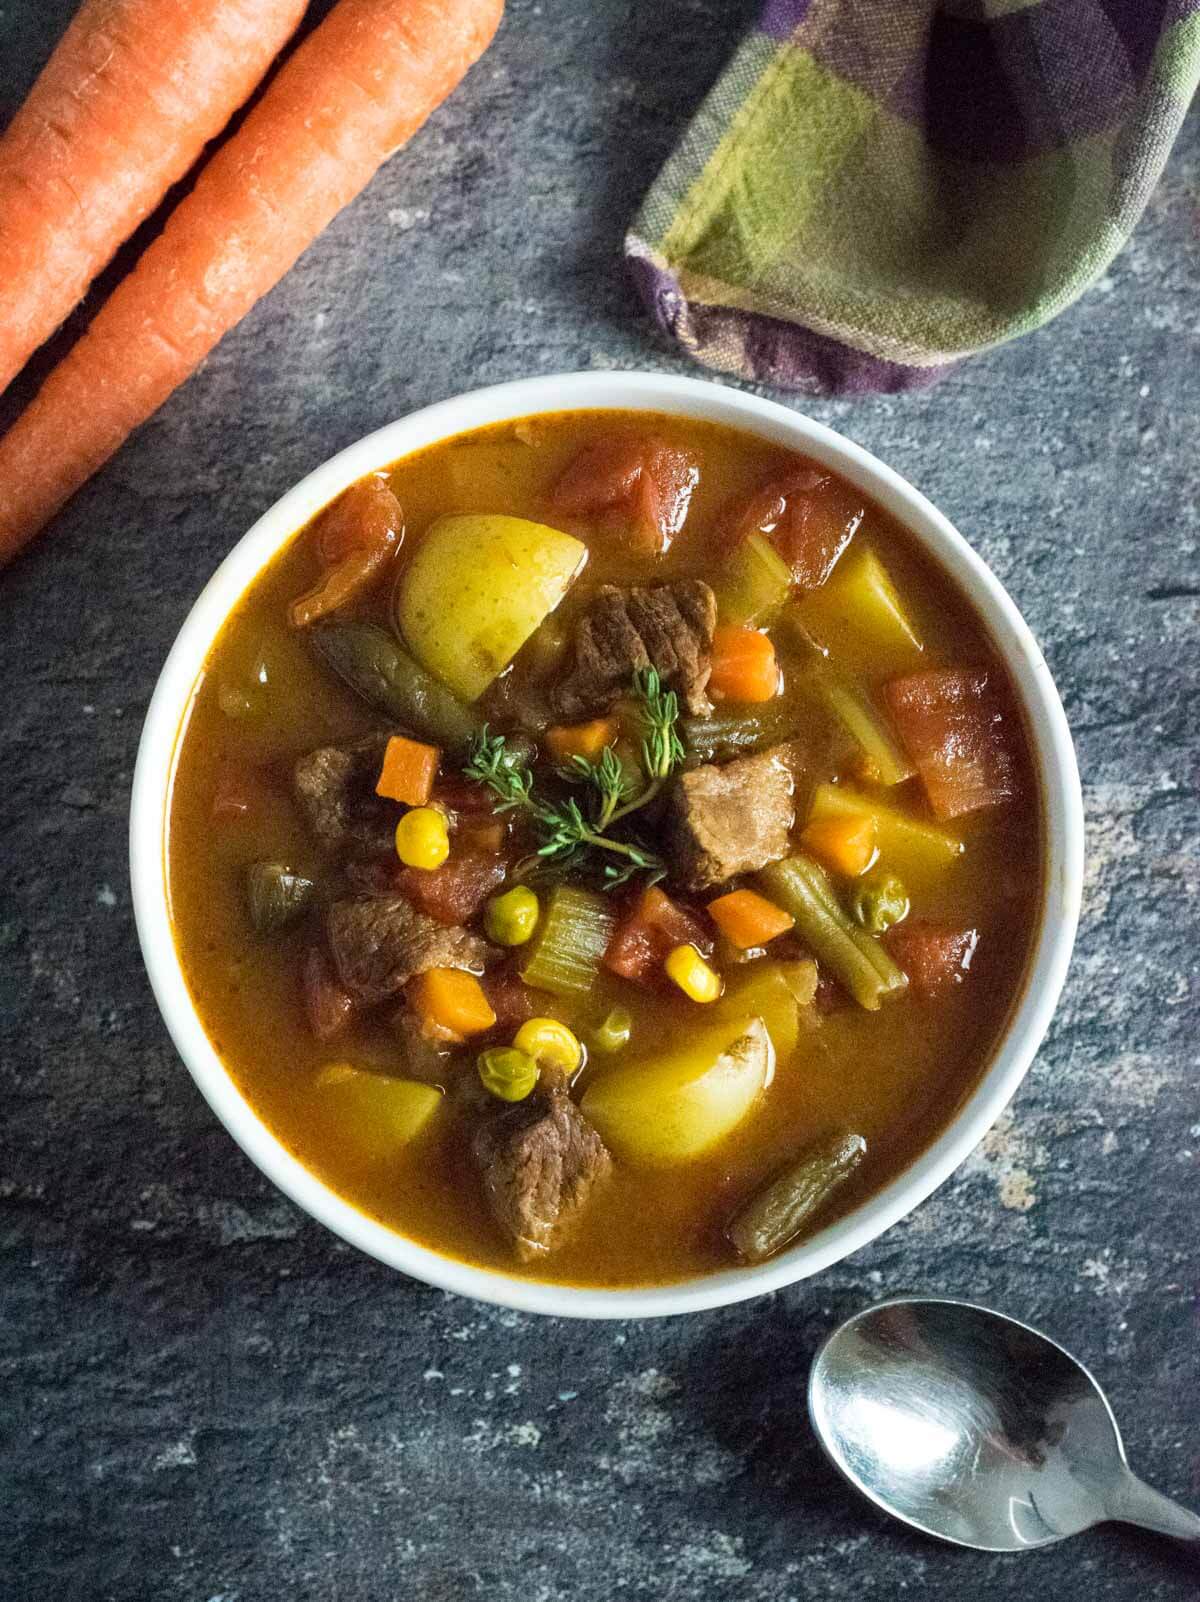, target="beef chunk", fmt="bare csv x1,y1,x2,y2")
389,1006,464,1083
667,746,795,891
474,1082,611,1261
327,895,497,1005
555,581,717,720
293,735,396,855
